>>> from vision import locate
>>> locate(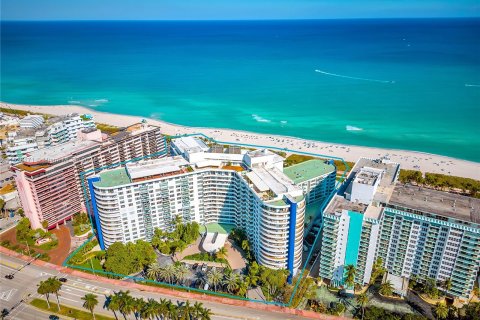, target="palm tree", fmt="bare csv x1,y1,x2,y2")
166,300,178,320
140,298,158,320
216,246,228,263
207,269,223,292
193,302,205,319
223,272,240,294
178,300,193,320
146,262,162,281
433,302,449,320
200,307,213,320
106,293,121,320
158,298,170,320
355,293,369,320
241,239,251,260
344,264,356,289
118,291,135,320
175,264,189,285
379,280,394,297
159,264,177,284
37,280,51,309
133,297,145,319
45,277,62,311
81,293,99,320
